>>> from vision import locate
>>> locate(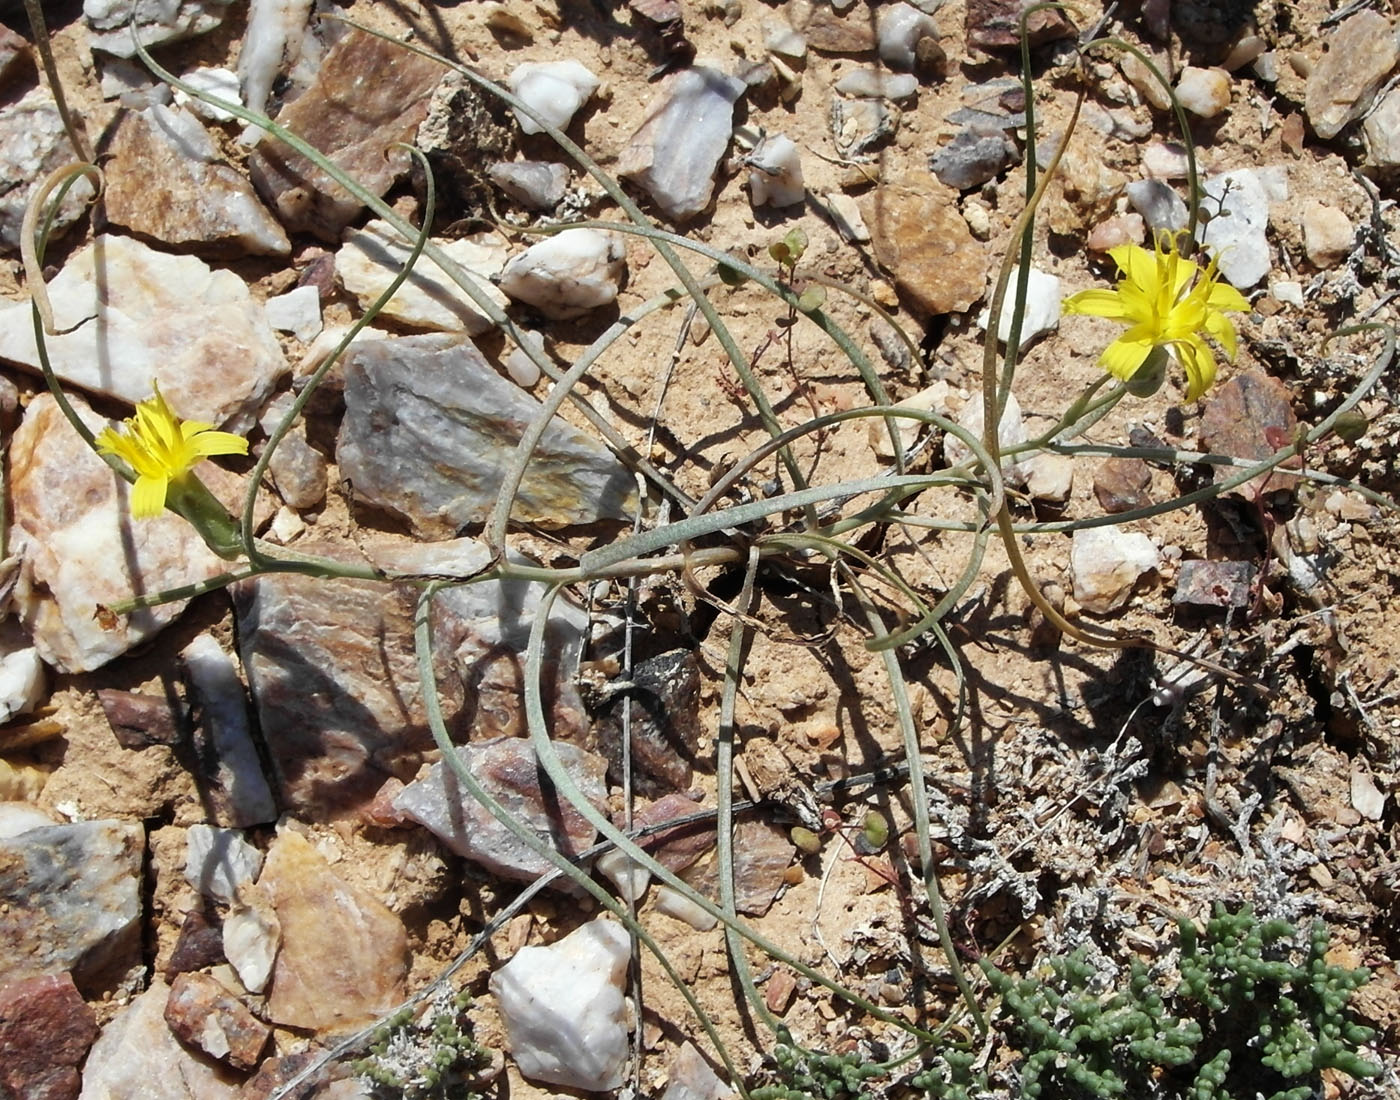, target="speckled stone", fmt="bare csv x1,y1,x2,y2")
1305,11,1400,140
868,176,987,319
164,971,271,1070
0,973,97,1100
